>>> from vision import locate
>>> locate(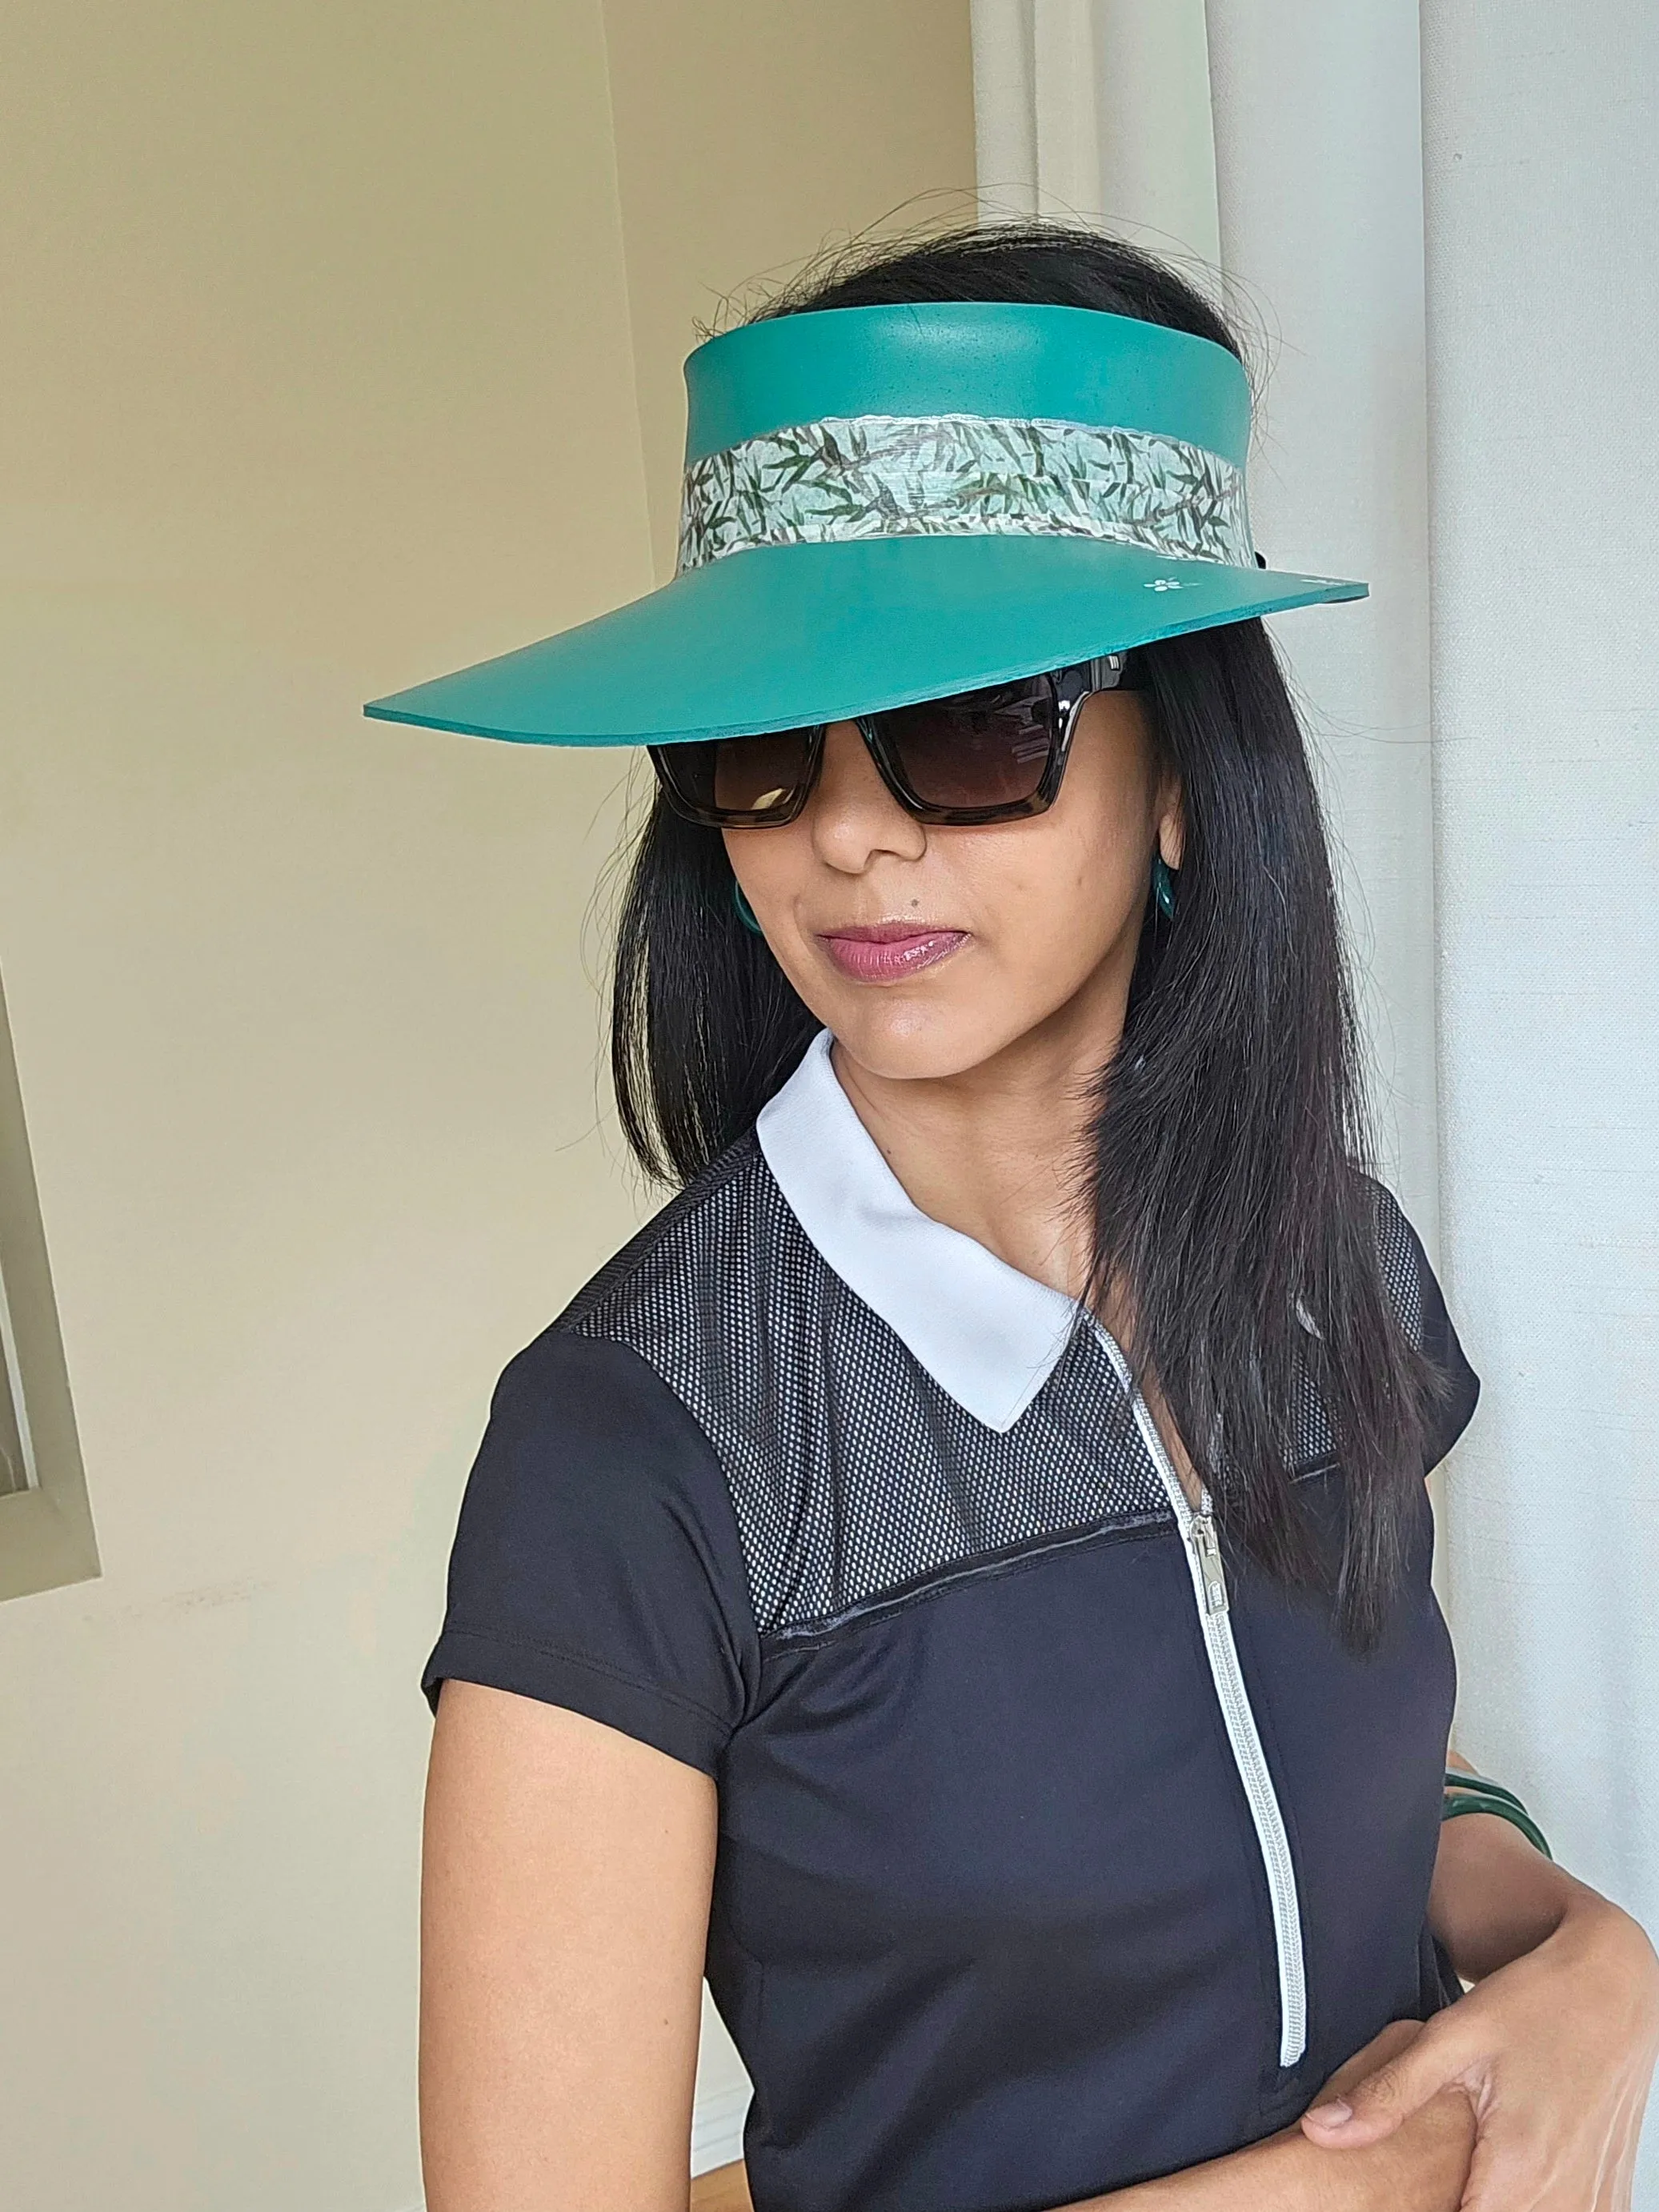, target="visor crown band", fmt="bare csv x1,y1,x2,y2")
678,412,1254,575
